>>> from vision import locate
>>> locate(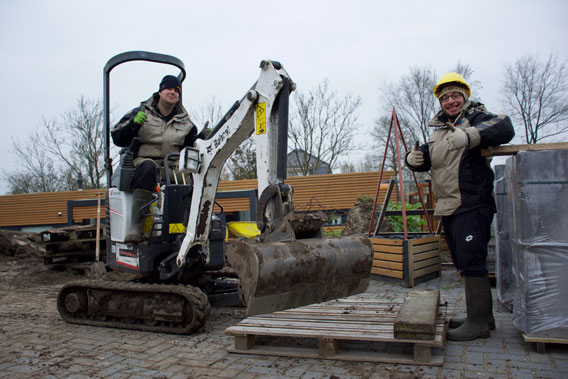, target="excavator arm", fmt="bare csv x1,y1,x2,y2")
178,60,373,316
177,60,292,267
